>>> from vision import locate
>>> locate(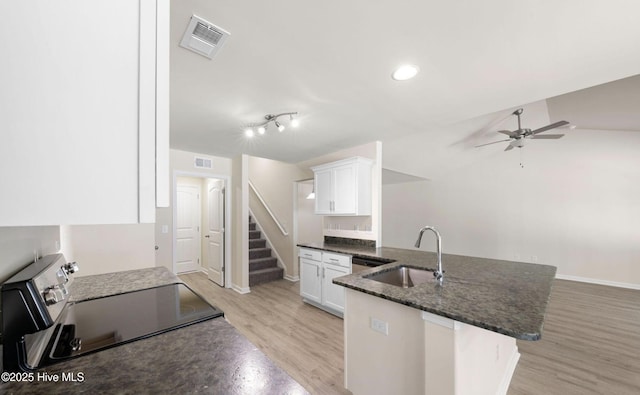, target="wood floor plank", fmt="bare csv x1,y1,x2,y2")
181,273,350,395
509,280,640,395
181,273,640,395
